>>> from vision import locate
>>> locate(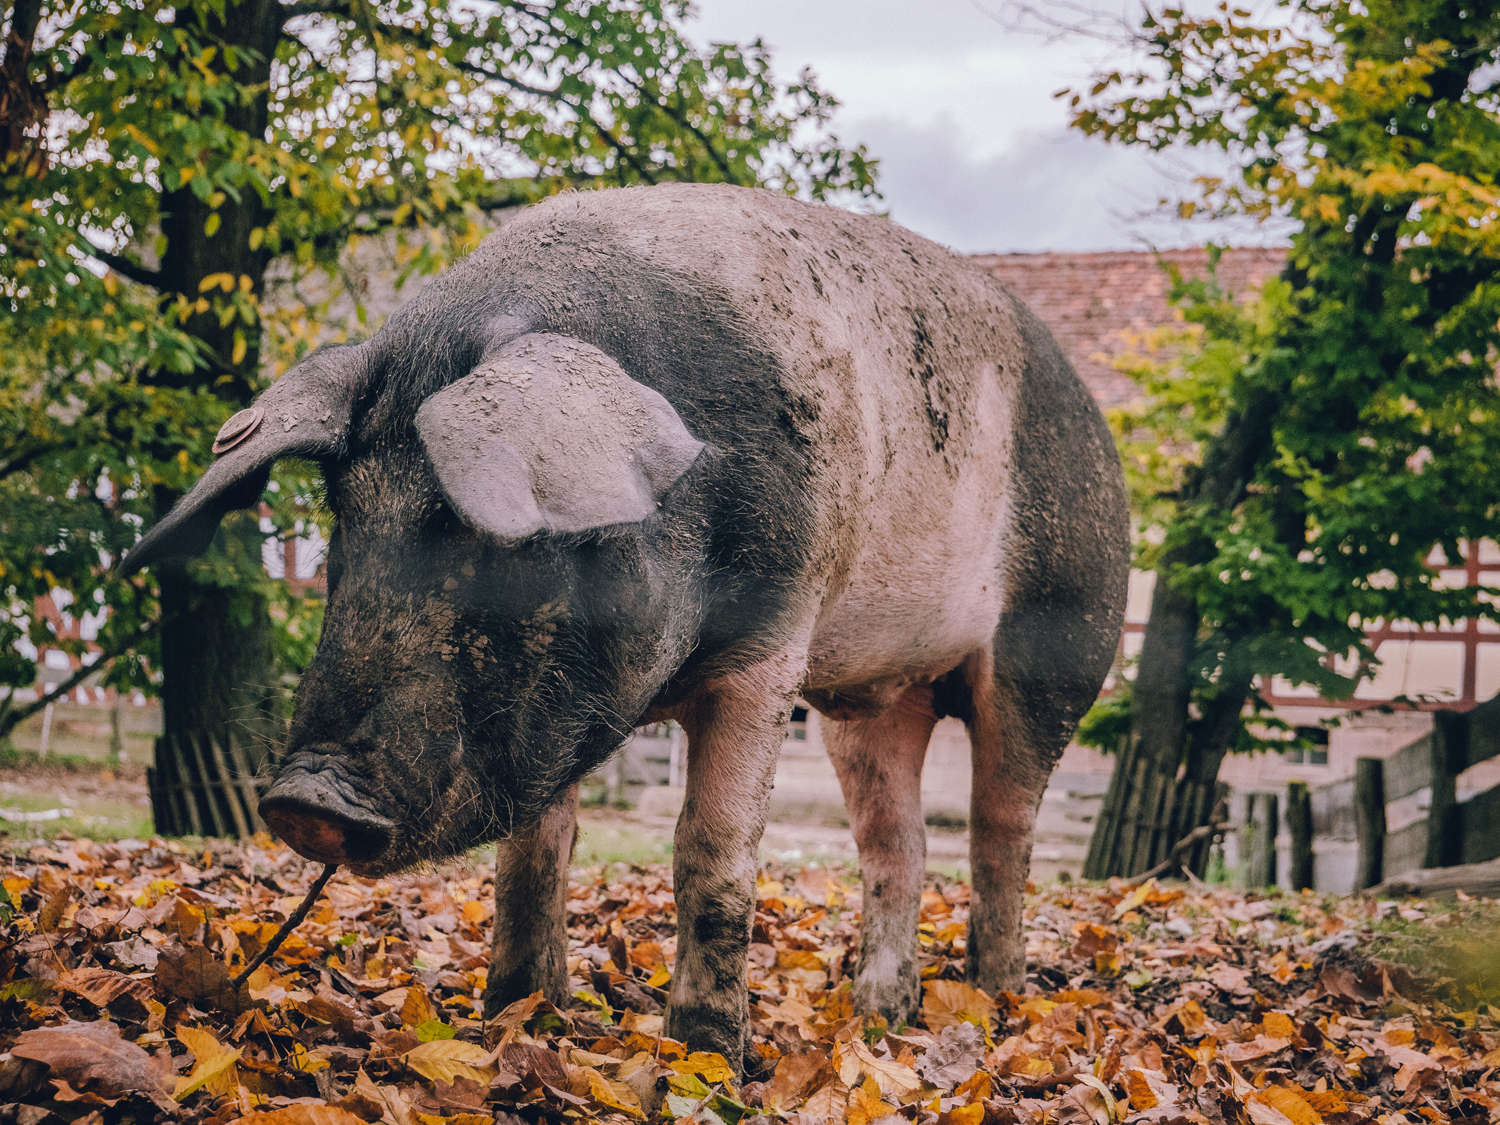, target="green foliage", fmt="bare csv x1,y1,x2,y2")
0,0,878,719
1072,0,1500,730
